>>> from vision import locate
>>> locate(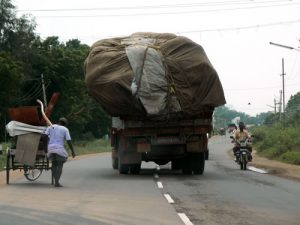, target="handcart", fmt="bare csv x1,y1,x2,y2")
5,133,52,184
5,93,59,184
